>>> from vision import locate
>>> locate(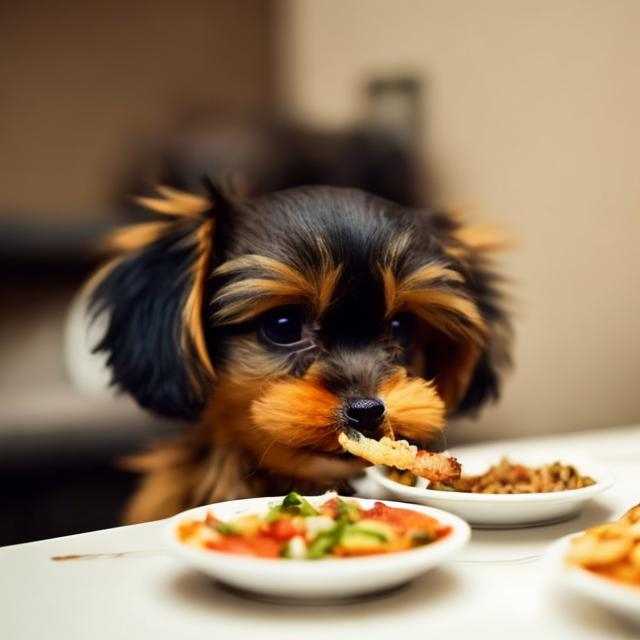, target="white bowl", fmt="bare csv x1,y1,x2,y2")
166,494,470,602
546,534,640,626
368,453,614,528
